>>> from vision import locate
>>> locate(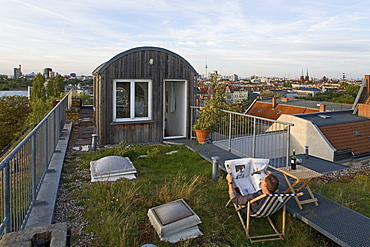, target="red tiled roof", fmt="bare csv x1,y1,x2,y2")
246,102,319,120
319,121,370,155
199,87,208,94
